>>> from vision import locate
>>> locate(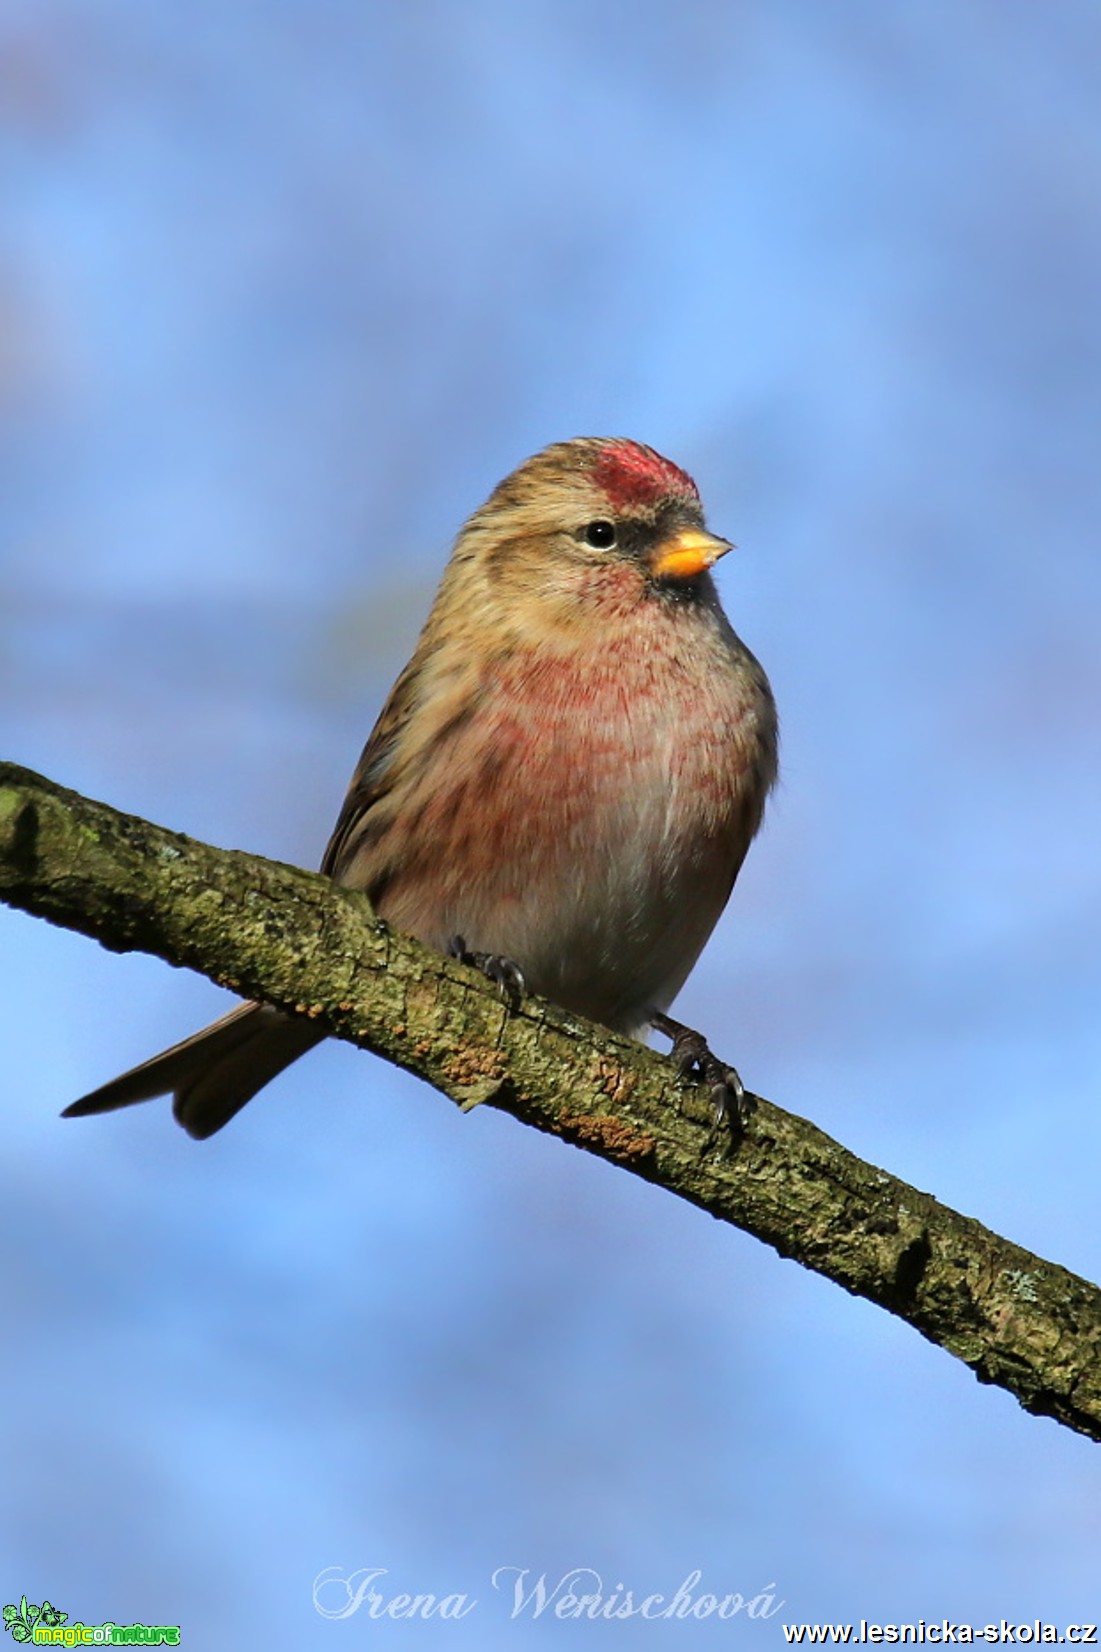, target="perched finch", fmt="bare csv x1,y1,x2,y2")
66,438,778,1139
